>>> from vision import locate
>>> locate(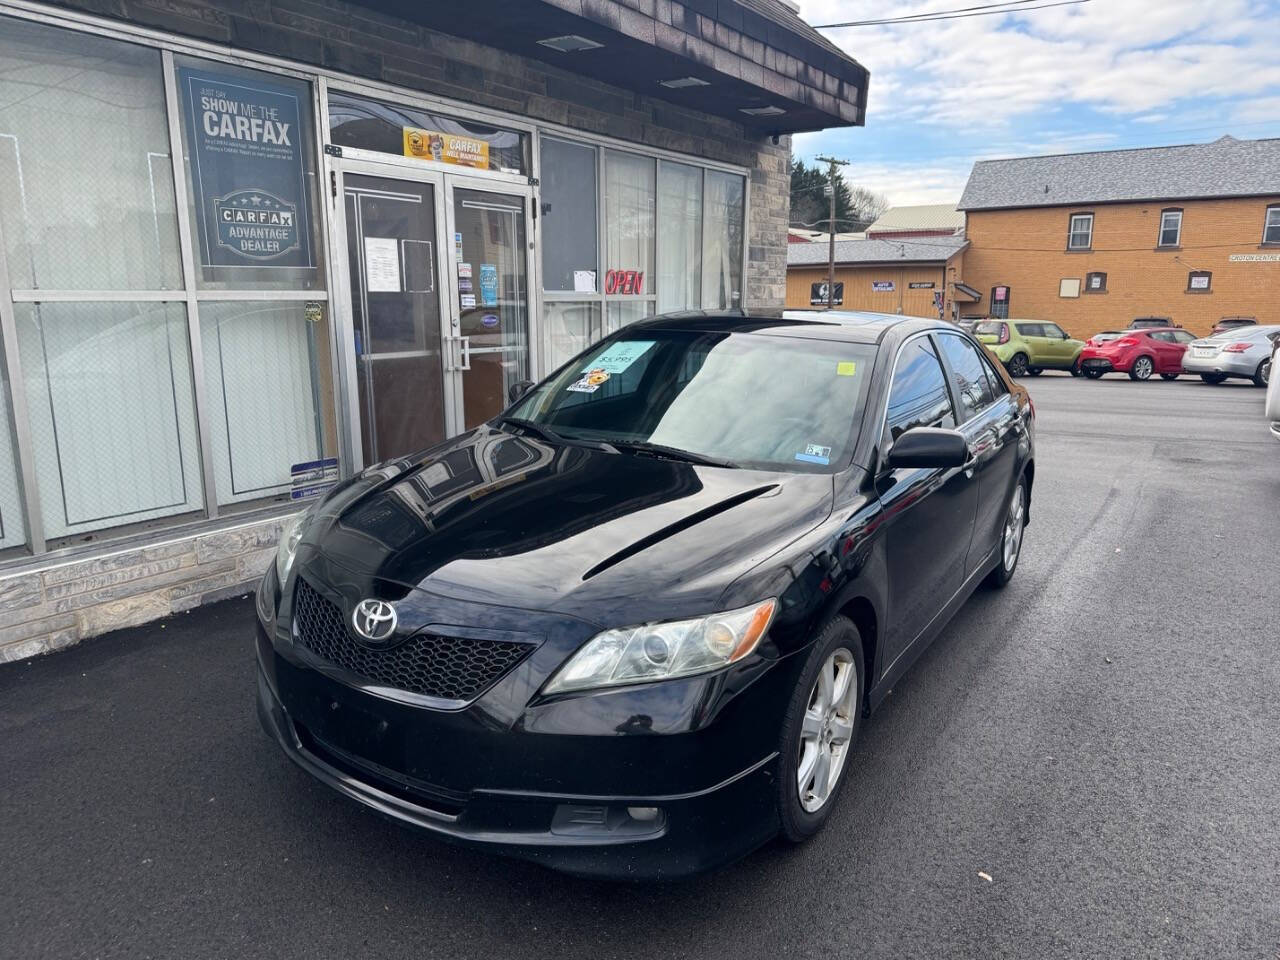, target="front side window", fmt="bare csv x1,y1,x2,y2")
511,331,875,471
1159,209,1182,247
1068,214,1093,250
883,338,956,447
935,334,997,420
1172,330,1196,344
1265,206,1280,245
